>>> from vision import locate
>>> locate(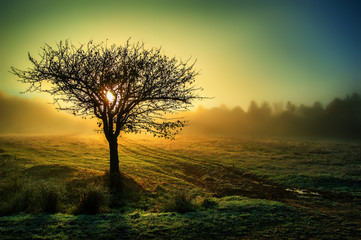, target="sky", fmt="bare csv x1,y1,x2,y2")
0,0,360,111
